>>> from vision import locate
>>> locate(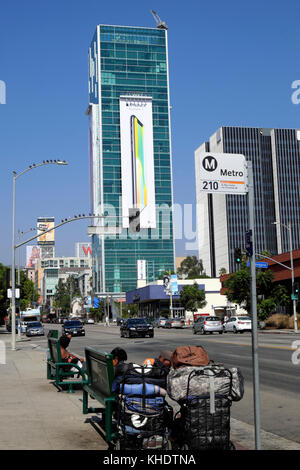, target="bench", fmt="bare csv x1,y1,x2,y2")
47,337,88,393
82,346,116,443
